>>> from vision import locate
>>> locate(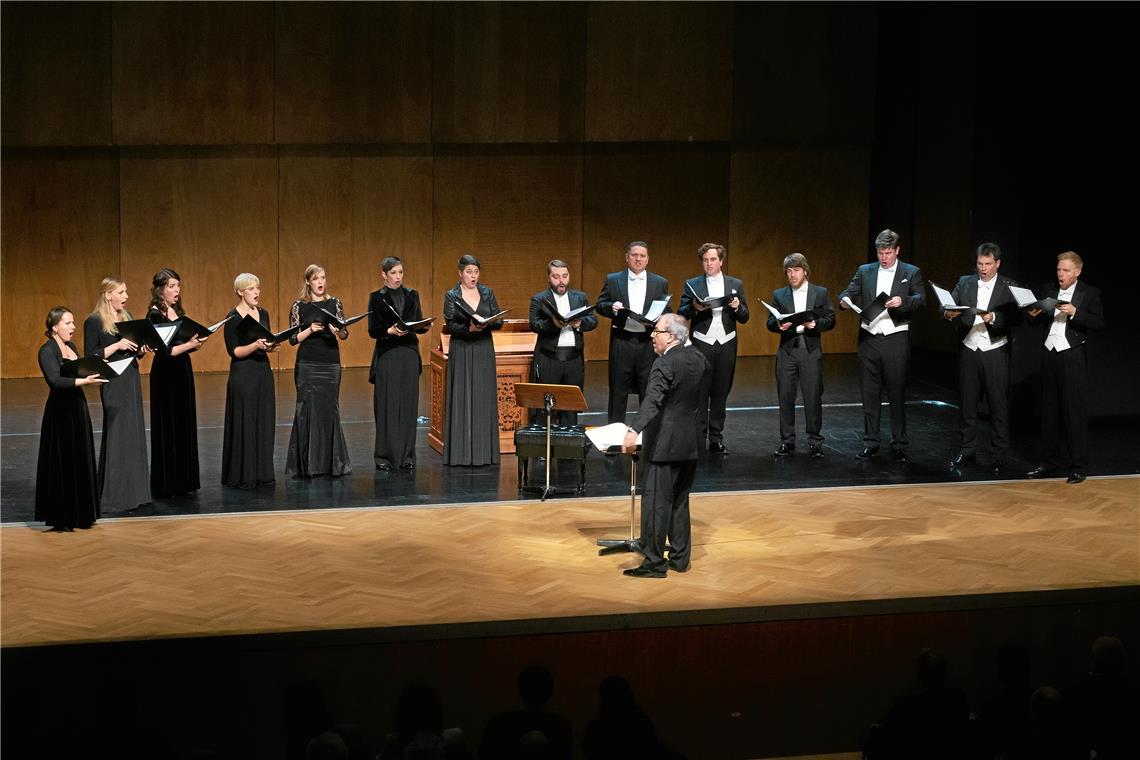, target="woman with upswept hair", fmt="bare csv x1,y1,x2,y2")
84,276,152,512
147,268,206,498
